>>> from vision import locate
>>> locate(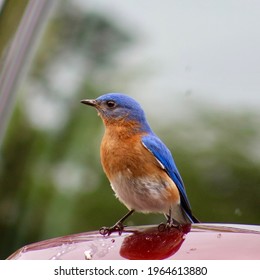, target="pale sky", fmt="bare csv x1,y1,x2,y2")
69,0,260,122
